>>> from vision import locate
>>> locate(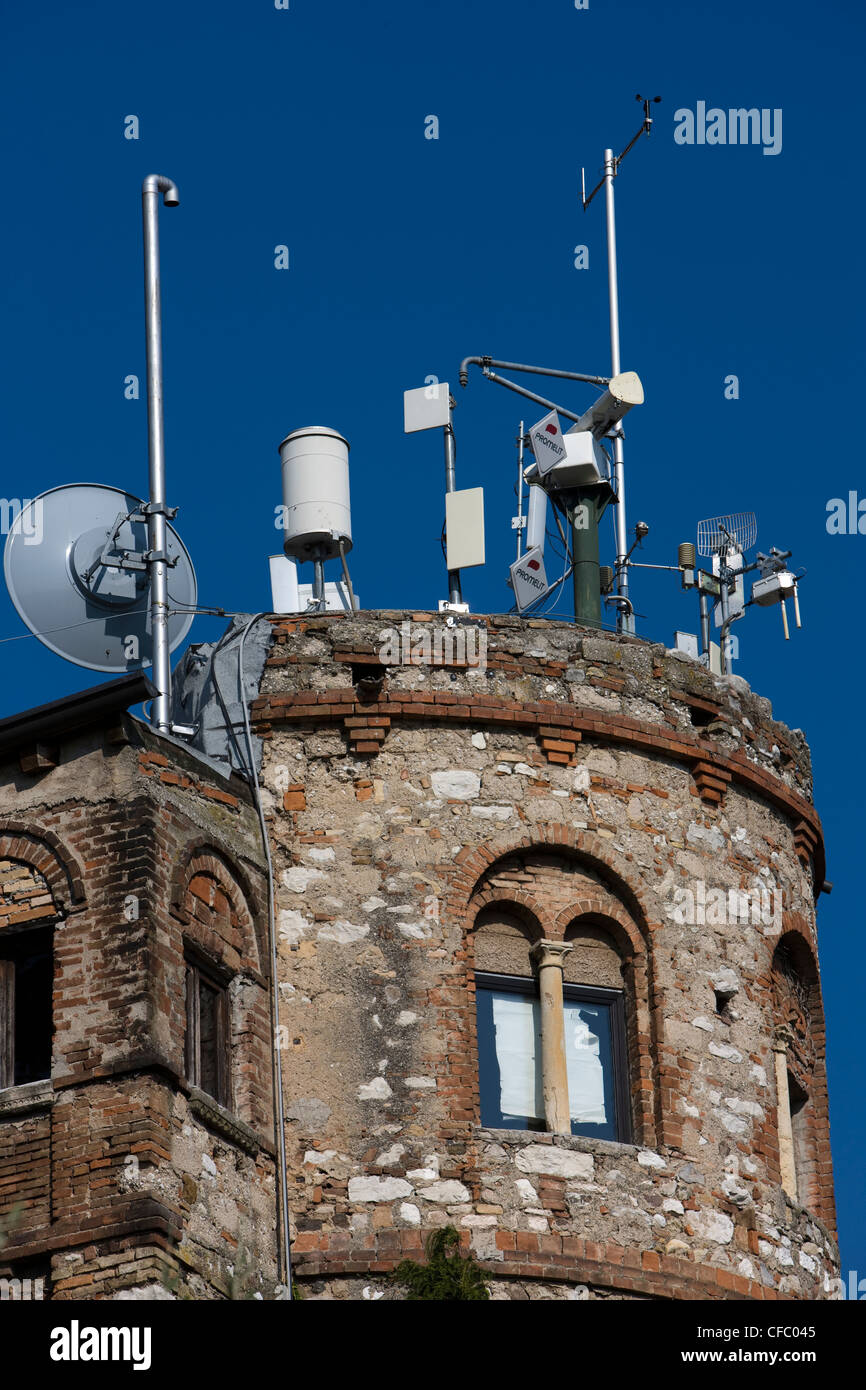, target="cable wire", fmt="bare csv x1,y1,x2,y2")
237,614,293,1299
